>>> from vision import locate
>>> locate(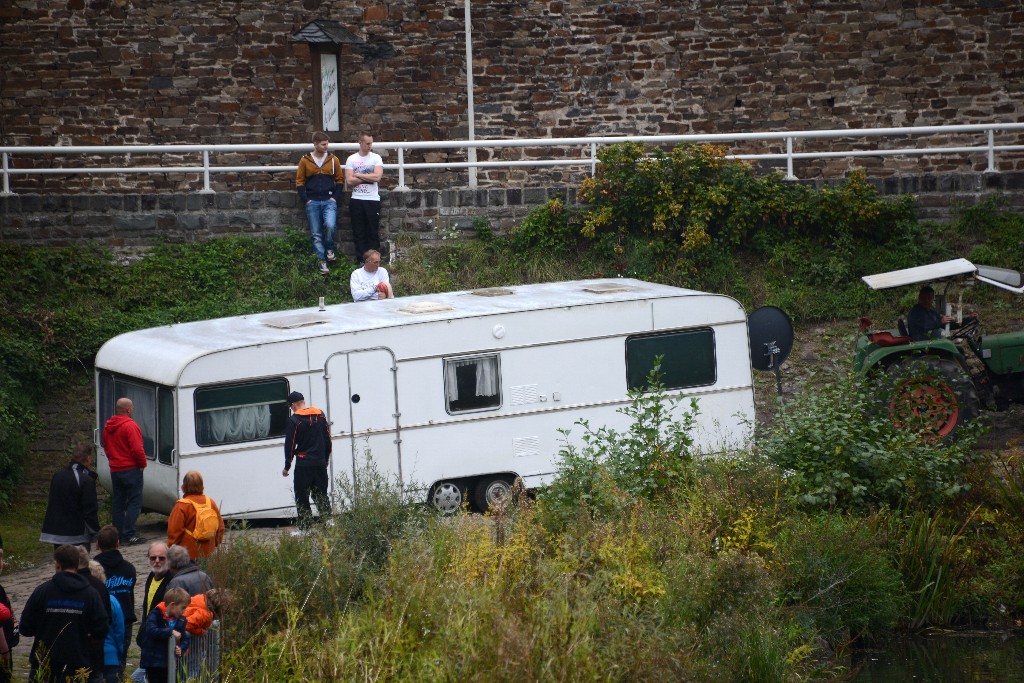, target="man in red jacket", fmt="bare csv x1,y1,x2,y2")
103,398,148,545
